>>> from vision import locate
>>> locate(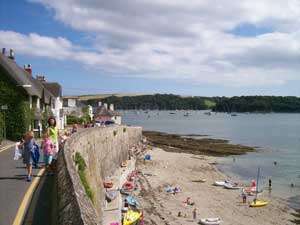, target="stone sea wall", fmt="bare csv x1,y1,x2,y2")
55,126,142,225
